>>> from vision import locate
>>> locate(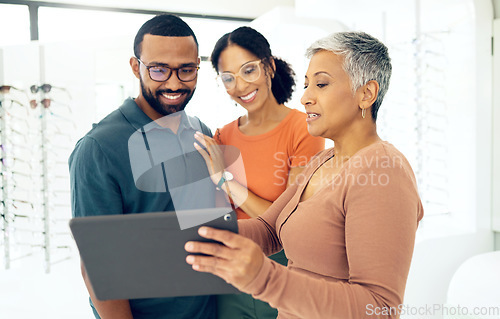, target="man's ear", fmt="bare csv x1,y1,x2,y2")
360,80,379,109
130,57,141,79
